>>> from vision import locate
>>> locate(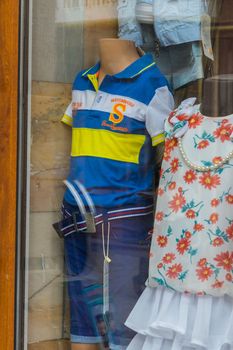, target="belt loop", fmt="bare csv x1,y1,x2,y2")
72,211,80,232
